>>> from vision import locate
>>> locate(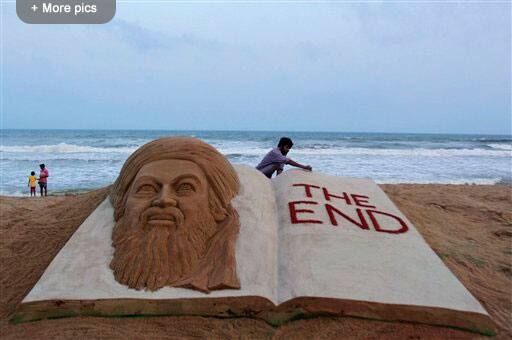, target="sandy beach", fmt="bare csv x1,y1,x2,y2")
0,184,510,339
